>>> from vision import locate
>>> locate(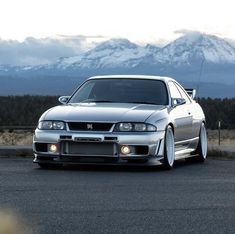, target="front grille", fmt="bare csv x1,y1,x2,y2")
68,122,114,131
61,142,117,156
